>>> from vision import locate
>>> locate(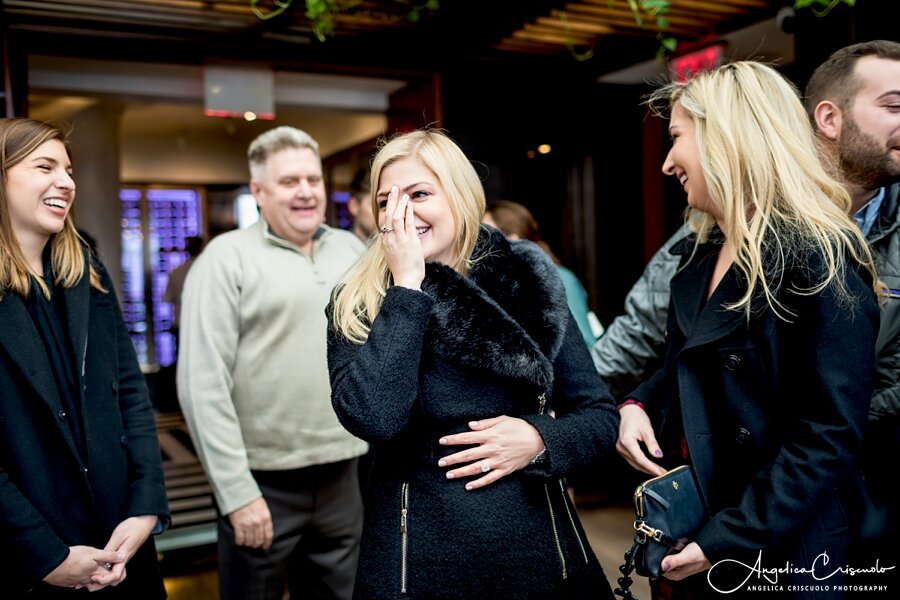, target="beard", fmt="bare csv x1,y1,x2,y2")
838,115,900,191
